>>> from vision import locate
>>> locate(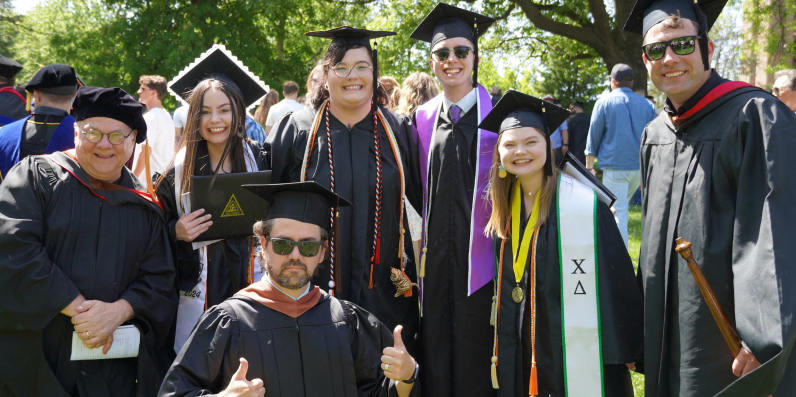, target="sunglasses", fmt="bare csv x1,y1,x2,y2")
432,46,473,62
642,35,702,61
265,236,324,257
